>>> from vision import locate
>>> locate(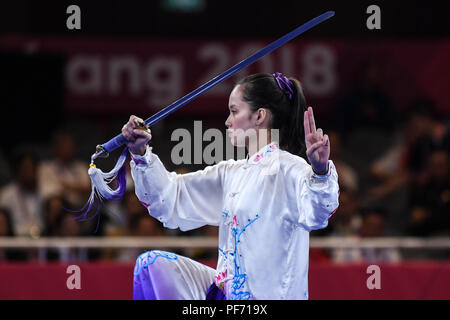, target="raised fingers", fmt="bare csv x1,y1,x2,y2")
317,128,323,139
304,107,317,135
323,134,329,146
306,139,325,158
308,107,316,133
304,109,311,135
